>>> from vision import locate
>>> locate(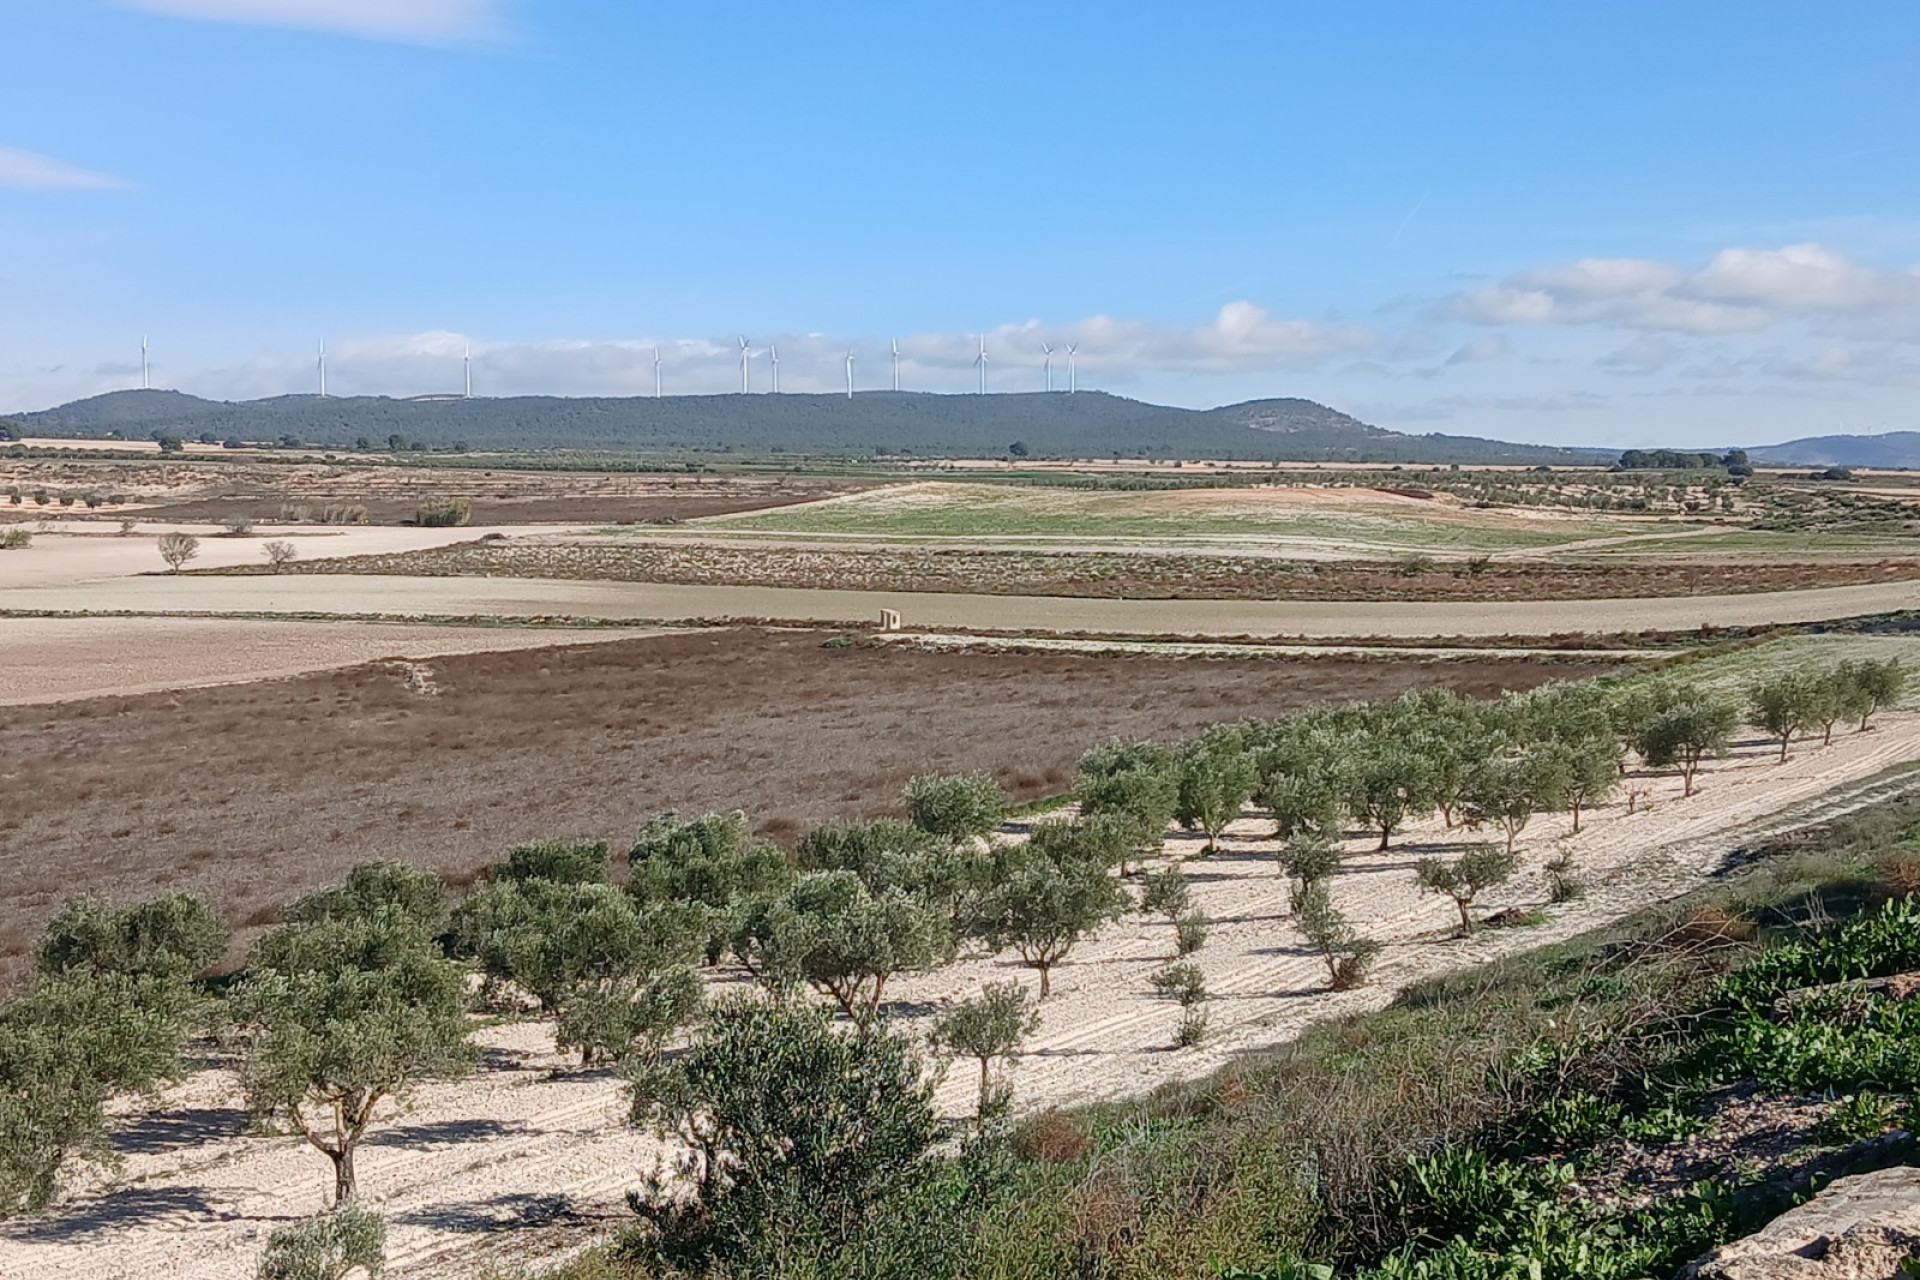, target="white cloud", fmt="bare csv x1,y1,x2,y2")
187,306,1376,400
1596,335,1681,376
1444,333,1508,365
1446,243,1920,339
0,145,130,191
1353,393,1608,423
120,0,506,44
